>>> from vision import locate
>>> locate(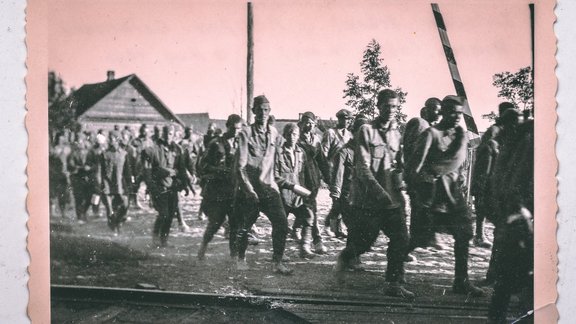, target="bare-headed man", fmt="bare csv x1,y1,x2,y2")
197,114,244,260
335,89,412,299
403,98,442,251
144,124,188,248
322,109,354,238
